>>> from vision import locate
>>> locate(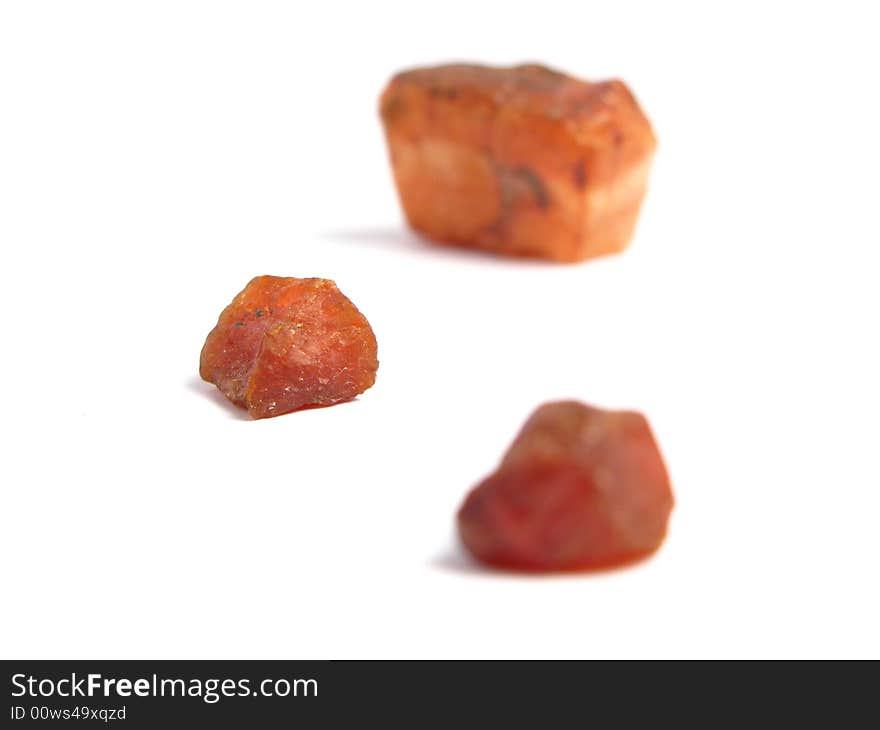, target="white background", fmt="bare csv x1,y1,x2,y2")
1,1,878,659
